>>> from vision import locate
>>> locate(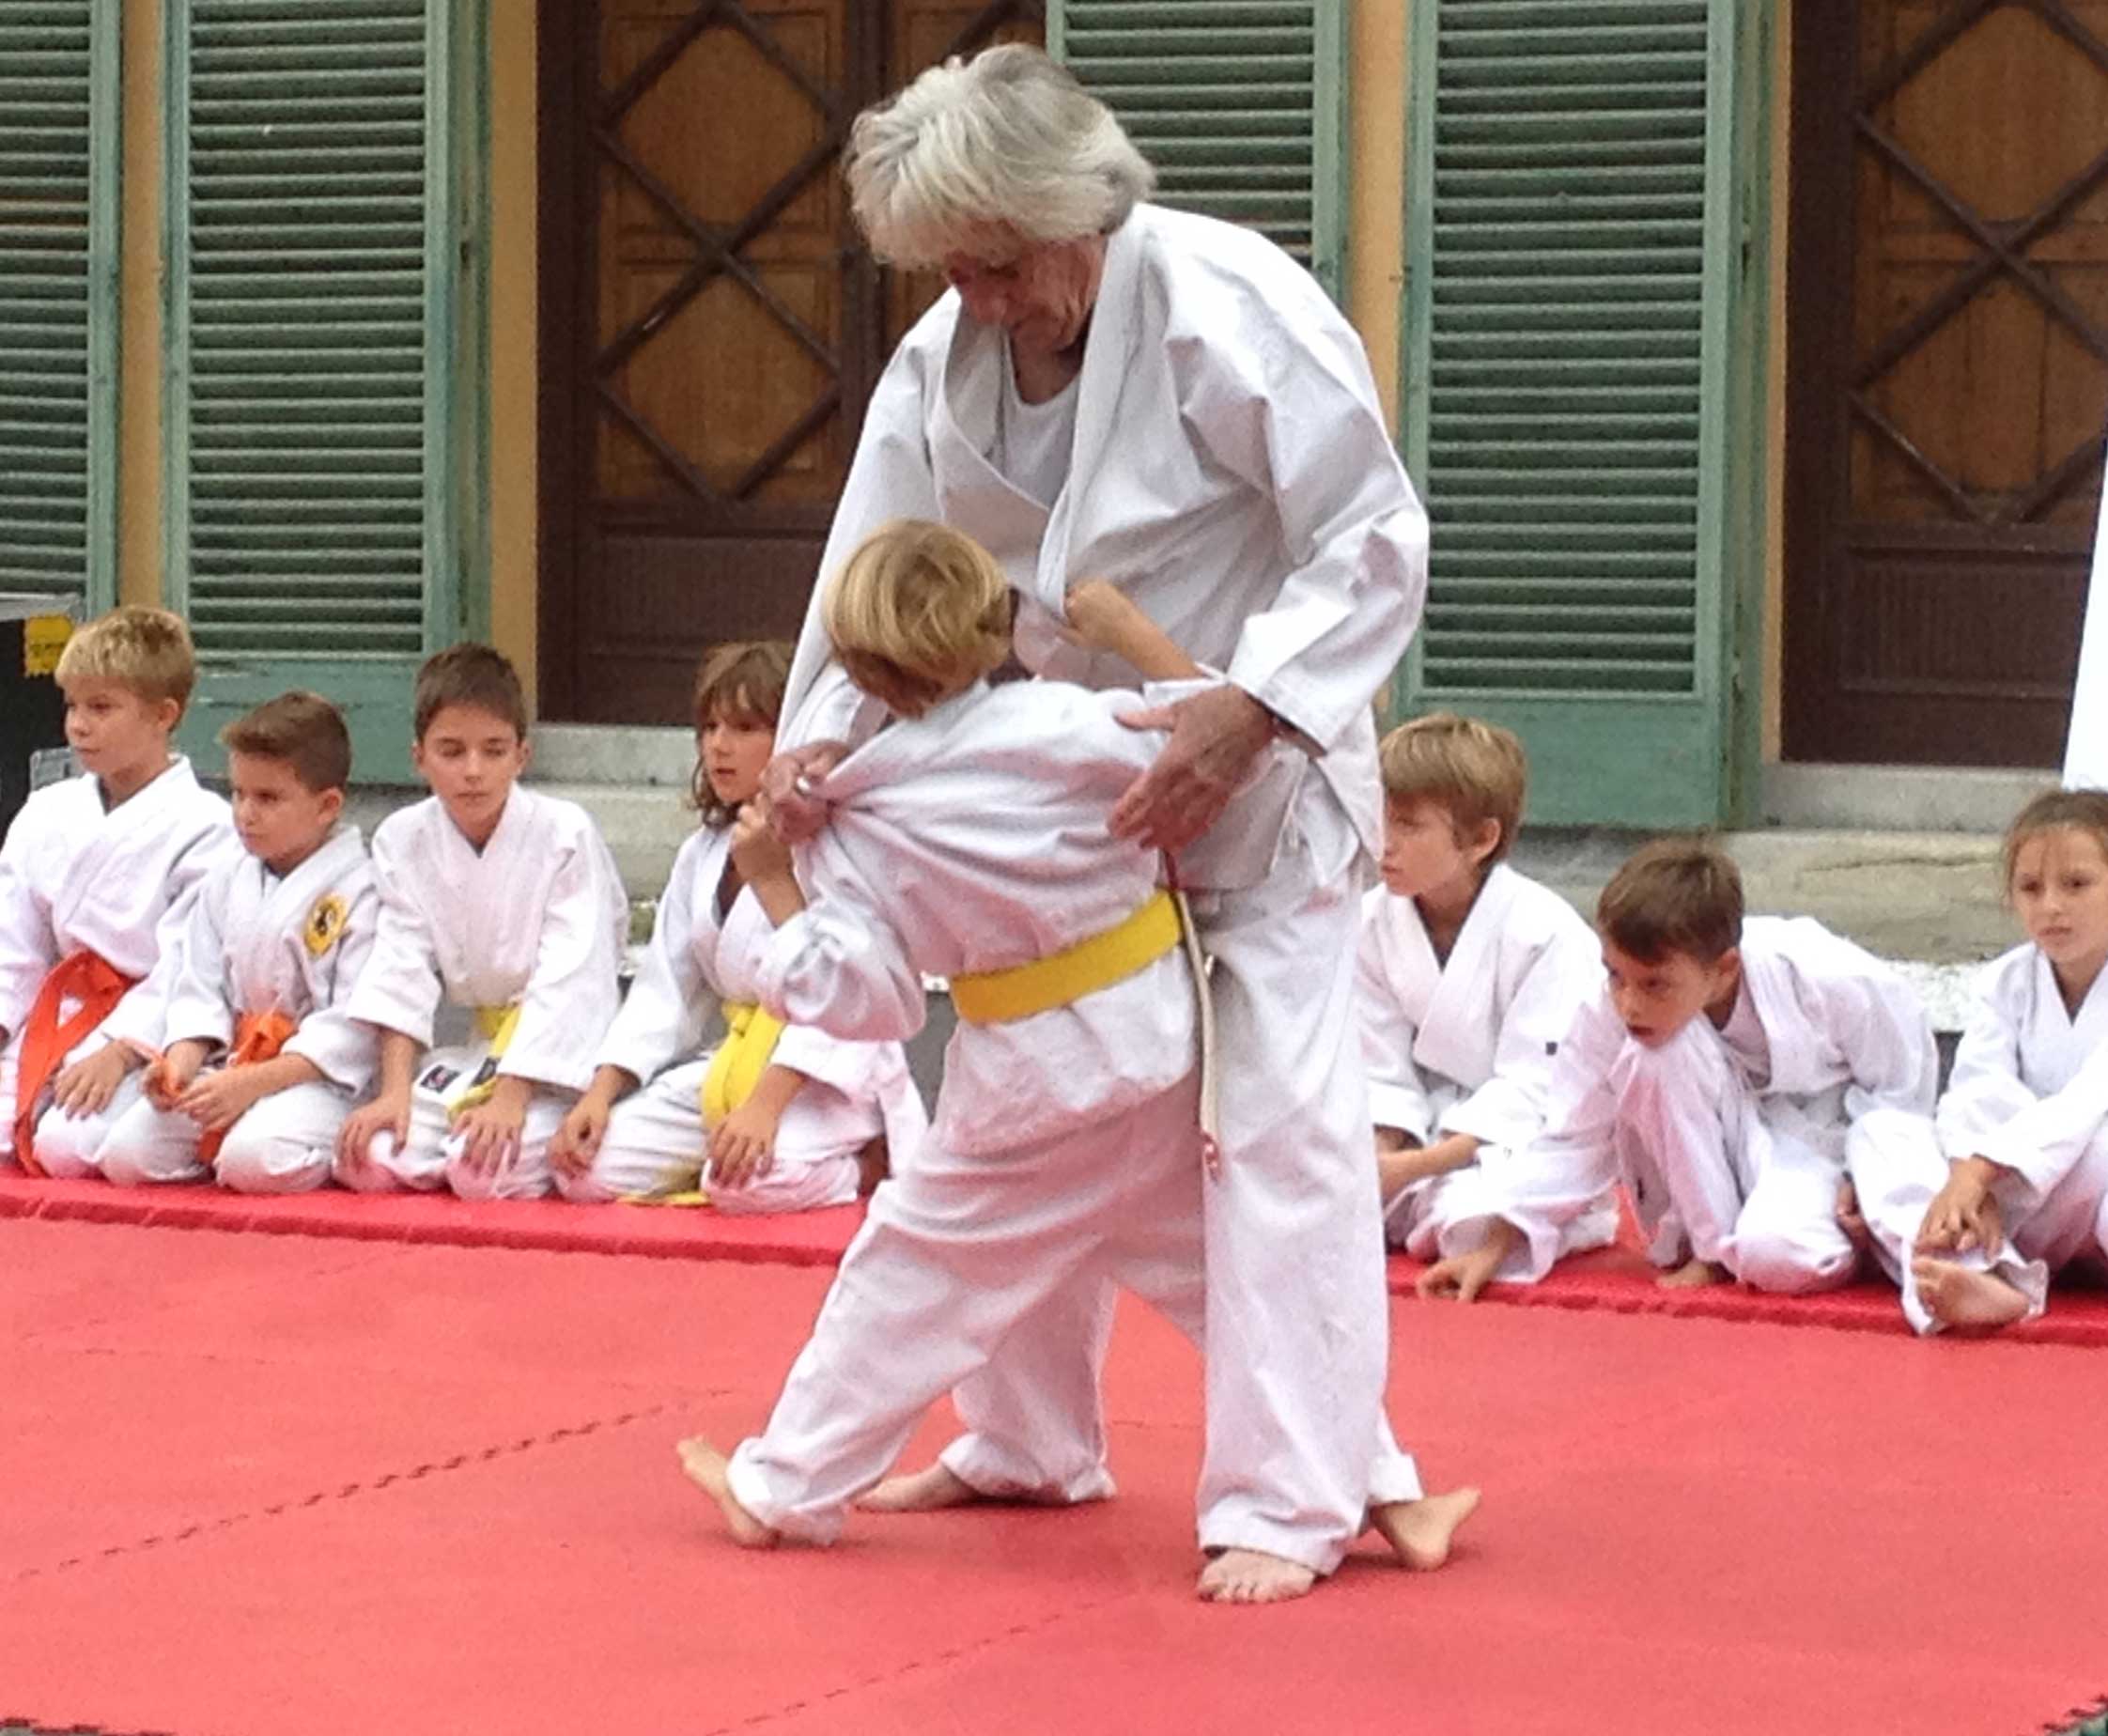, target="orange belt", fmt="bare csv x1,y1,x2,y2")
196,1009,298,1164
12,952,136,1175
